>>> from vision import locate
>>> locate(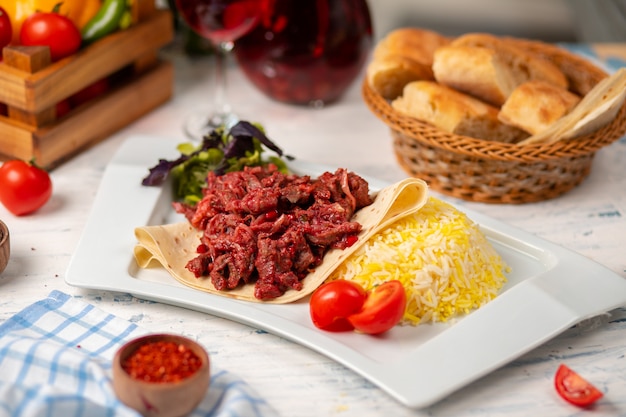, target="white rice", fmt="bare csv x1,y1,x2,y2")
328,197,509,325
